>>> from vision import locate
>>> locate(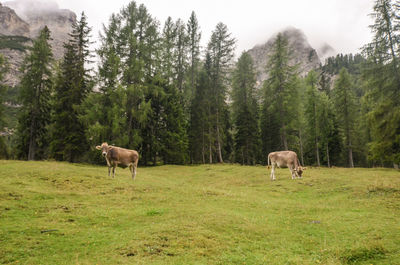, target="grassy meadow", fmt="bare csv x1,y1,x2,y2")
0,160,400,264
